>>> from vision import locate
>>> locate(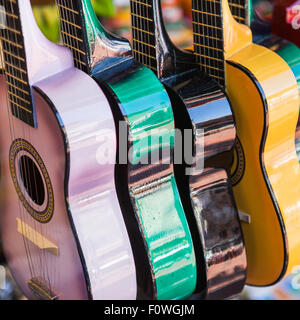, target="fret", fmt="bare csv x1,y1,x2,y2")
192,0,225,87
57,0,90,74
0,36,23,49
0,25,20,35
0,0,35,126
131,12,153,22
8,90,31,104
194,32,221,41
192,21,222,30
228,0,247,22
198,63,224,72
133,38,155,48
130,0,157,72
131,26,154,36
73,57,87,67
64,43,86,56
192,9,220,17
132,49,156,60
61,30,83,43
194,43,223,52
194,52,223,62
229,3,245,9
57,3,79,15
60,18,82,30
7,81,30,96
131,0,151,7
2,49,24,62
8,98,32,113
0,9,18,19
233,15,245,21
5,71,28,85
